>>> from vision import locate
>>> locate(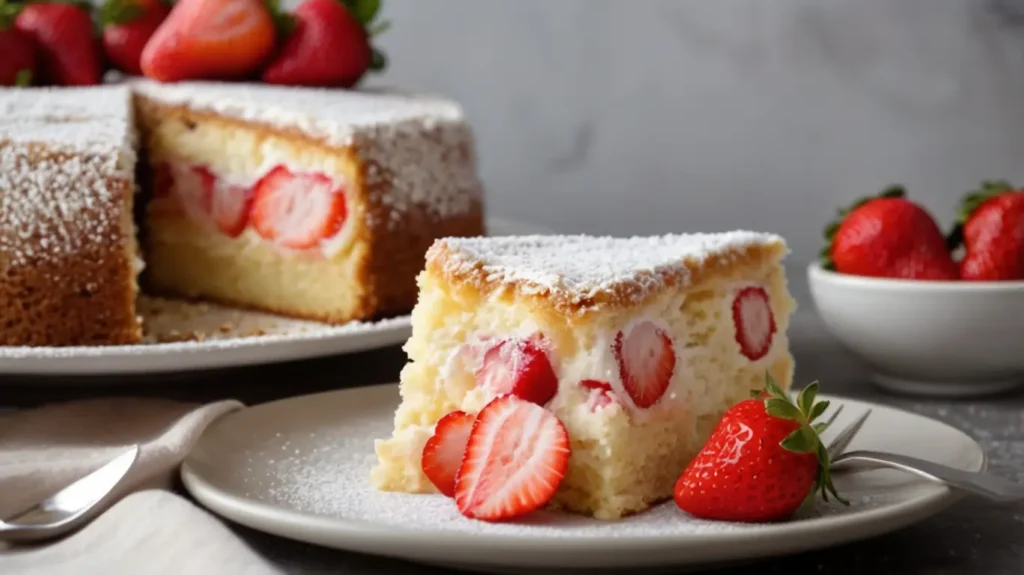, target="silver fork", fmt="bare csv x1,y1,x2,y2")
829,409,1024,503
0,445,139,543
